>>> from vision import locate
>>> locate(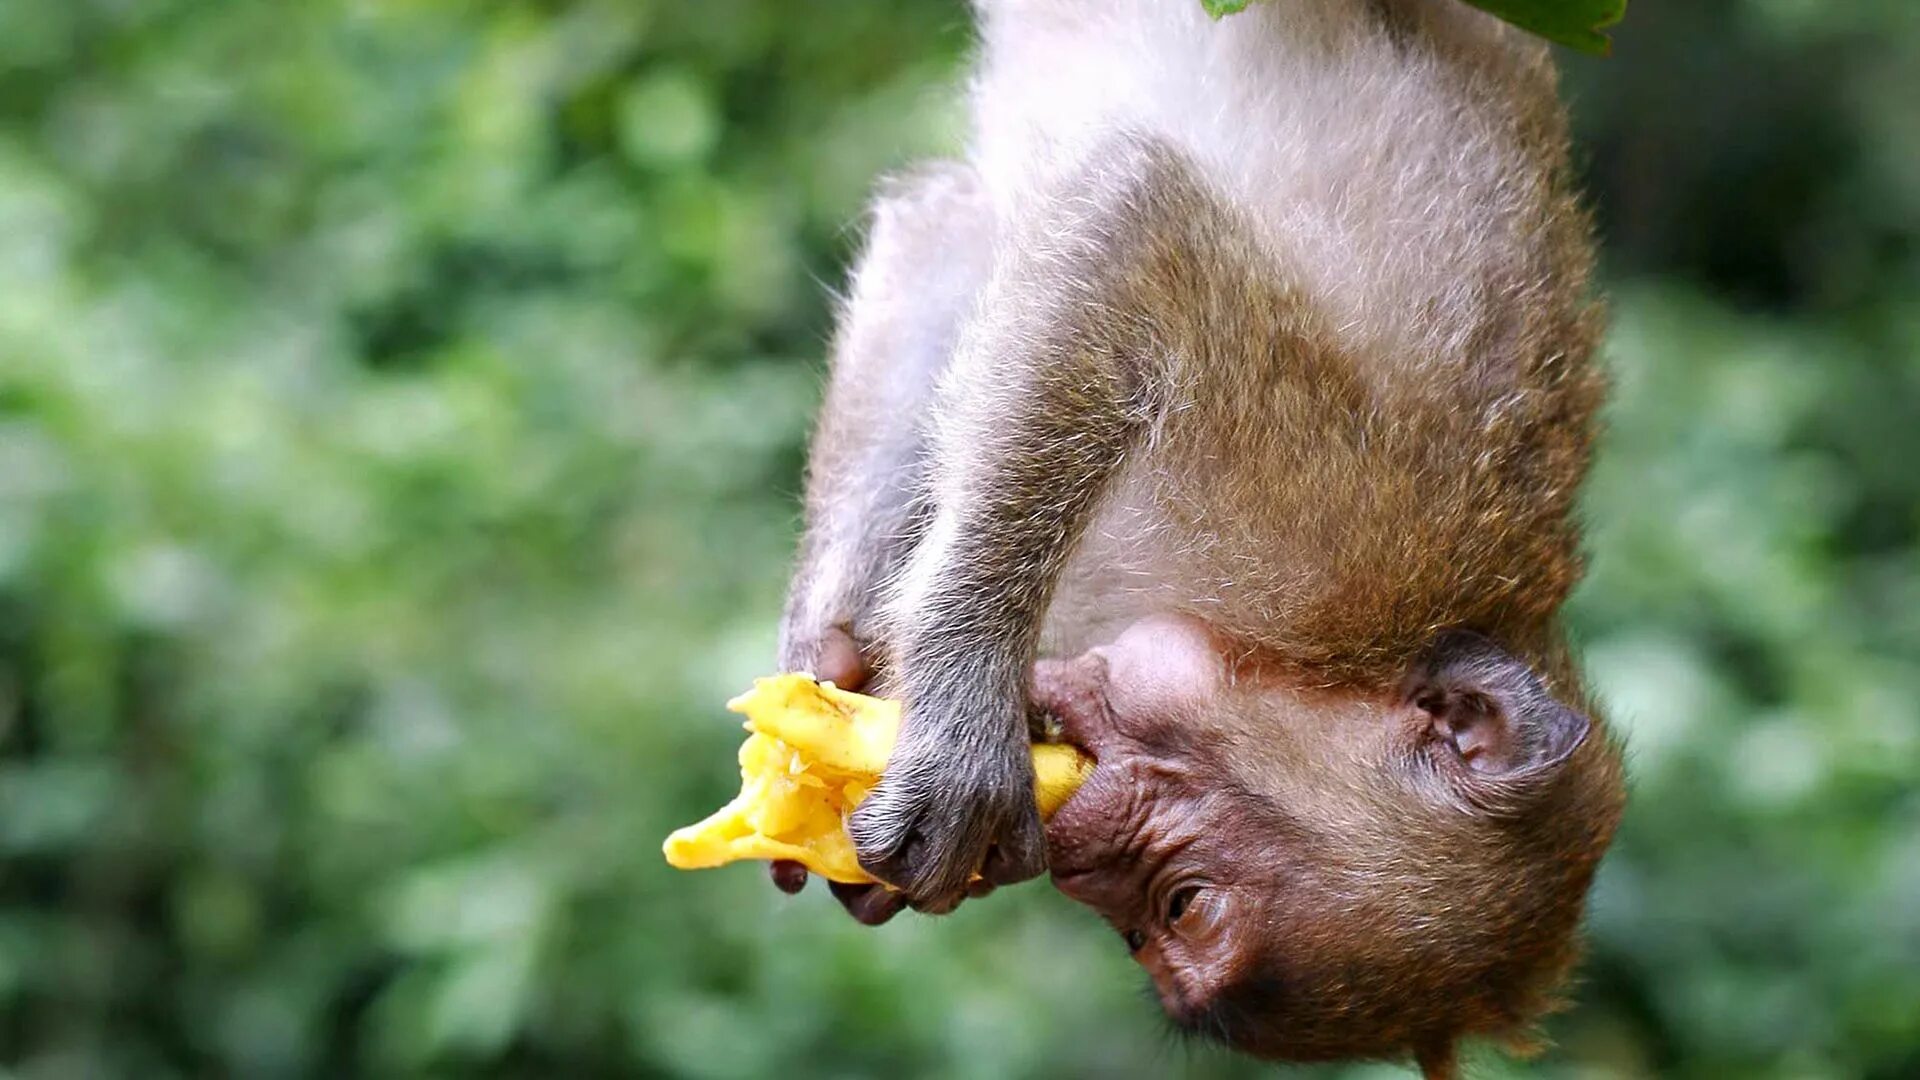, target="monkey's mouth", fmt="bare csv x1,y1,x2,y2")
1026,698,1071,745
1027,653,1114,755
